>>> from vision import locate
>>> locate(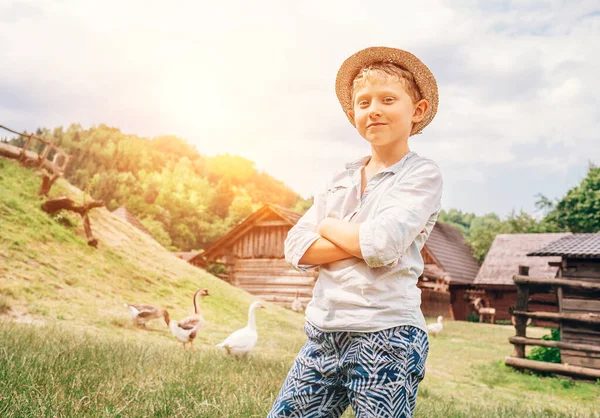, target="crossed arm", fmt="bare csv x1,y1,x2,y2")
298,218,362,265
